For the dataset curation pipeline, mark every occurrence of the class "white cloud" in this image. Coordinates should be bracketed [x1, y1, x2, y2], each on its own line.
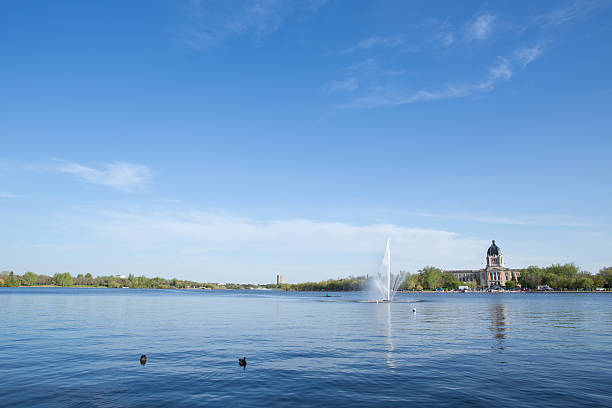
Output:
[344, 58, 376, 74]
[345, 36, 404, 53]
[437, 30, 455, 46]
[514, 45, 543, 67]
[535, 0, 608, 28]
[20, 207, 608, 281]
[326, 2, 610, 112]
[328, 77, 359, 92]
[83, 210, 487, 282]
[488, 58, 512, 80]
[406, 211, 597, 228]
[182, 0, 326, 49]
[340, 58, 514, 110]
[0, 192, 19, 199]
[340, 86, 468, 110]
[58, 162, 151, 191]
[466, 13, 495, 40]
[430, 19, 455, 46]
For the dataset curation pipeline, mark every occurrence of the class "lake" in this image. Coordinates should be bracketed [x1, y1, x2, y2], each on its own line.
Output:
[0, 288, 610, 407]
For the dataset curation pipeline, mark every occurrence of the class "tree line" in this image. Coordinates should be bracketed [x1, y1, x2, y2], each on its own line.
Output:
[0, 271, 368, 292]
[518, 264, 612, 290]
[399, 267, 468, 291]
[277, 276, 367, 292]
[1, 265, 611, 291]
[398, 264, 612, 291]
[0, 271, 218, 289]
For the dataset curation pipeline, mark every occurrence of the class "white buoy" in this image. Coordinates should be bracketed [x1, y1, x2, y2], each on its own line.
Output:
[412, 308, 416, 313]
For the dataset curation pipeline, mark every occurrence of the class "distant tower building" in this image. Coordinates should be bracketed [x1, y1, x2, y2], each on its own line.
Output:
[486, 240, 504, 267]
[444, 240, 521, 288]
[276, 274, 285, 285]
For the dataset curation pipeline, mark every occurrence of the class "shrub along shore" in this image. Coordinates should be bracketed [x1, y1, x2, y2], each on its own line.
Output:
[1, 264, 611, 291]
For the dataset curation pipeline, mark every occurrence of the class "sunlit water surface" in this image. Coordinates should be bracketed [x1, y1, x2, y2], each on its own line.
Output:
[1, 288, 611, 407]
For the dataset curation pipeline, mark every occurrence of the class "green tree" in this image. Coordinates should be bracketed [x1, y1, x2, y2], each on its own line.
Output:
[36, 274, 52, 285]
[22, 272, 38, 286]
[53, 272, 73, 286]
[398, 272, 412, 290]
[575, 274, 594, 290]
[107, 277, 120, 288]
[519, 264, 598, 290]
[405, 274, 422, 290]
[5, 271, 18, 287]
[598, 267, 612, 288]
[505, 280, 516, 289]
[420, 266, 442, 290]
[519, 265, 543, 289]
[441, 272, 461, 290]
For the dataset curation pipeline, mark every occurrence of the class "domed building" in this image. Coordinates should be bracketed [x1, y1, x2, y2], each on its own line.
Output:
[445, 240, 522, 288]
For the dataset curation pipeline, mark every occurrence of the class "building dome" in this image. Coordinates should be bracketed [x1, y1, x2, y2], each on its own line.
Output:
[487, 240, 501, 257]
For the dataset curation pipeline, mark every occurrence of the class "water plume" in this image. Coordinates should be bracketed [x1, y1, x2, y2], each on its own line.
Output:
[367, 238, 406, 302]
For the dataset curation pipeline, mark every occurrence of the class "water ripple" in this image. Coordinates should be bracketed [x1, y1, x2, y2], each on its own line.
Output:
[0, 288, 610, 407]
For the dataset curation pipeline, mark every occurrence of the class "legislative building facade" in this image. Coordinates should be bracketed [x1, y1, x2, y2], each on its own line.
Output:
[444, 240, 522, 288]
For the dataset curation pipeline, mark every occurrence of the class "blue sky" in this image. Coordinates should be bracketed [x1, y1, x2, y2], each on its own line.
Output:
[1, 0, 611, 283]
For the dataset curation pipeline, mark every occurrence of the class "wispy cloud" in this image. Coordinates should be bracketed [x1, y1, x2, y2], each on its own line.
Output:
[181, 0, 326, 49]
[535, 0, 609, 28]
[339, 58, 514, 110]
[343, 58, 377, 74]
[340, 86, 467, 110]
[427, 18, 455, 46]
[406, 211, 597, 228]
[488, 58, 512, 81]
[436, 30, 454, 46]
[513, 45, 543, 67]
[328, 4, 577, 111]
[58, 162, 151, 191]
[345, 36, 404, 53]
[156, 198, 183, 204]
[327, 77, 359, 92]
[465, 12, 496, 40]
[0, 192, 19, 199]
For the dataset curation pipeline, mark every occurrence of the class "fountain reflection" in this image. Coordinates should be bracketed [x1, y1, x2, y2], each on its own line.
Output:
[374, 302, 396, 369]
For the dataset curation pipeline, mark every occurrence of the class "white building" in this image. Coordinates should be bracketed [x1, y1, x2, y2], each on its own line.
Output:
[445, 241, 522, 288]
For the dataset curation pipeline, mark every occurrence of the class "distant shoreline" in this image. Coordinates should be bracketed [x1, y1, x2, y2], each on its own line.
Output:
[3, 286, 610, 294]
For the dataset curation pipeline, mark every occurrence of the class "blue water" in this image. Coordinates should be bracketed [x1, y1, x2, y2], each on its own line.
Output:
[1, 288, 611, 407]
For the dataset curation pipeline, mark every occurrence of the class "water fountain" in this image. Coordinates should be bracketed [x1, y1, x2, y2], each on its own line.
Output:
[367, 238, 406, 302]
